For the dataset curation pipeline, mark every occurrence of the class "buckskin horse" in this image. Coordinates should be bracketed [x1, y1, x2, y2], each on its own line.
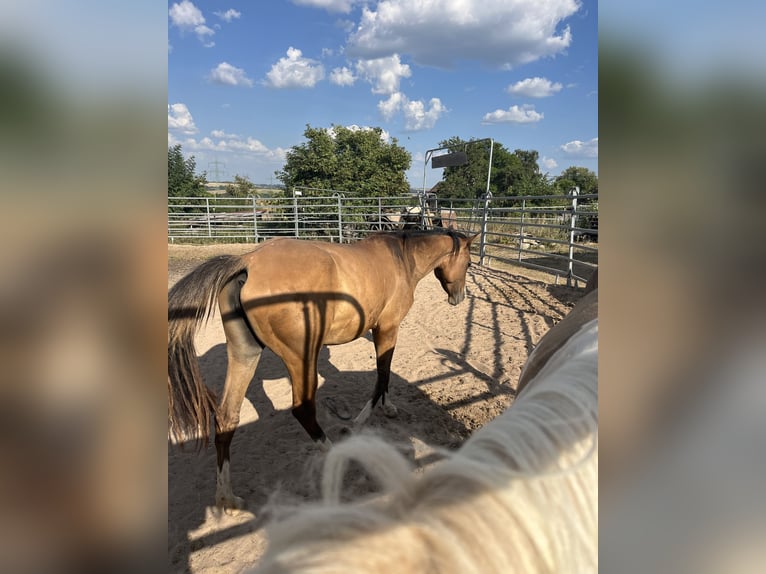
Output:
[168, 229, 477, 510]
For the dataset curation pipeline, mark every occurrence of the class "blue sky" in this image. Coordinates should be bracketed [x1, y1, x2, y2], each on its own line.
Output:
[168, 0, 597, 187]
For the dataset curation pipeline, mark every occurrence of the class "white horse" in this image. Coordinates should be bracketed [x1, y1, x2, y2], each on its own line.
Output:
[250, 287, 598, 574]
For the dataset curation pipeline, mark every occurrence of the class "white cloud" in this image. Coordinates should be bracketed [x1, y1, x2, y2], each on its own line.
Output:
[168, 103, 198, 134]
[561, 137, 598, 158]
[264, 47, 325, 88]
[208, 62, 253, 87]
[194, 25, 215, 47]
[482, 104, 543, 124]
[346, 0, 579, 69]
[378, 92, 405, 120]
[169, 131, 287, 162]
[169, 1, 216, 47]
[214, 9, 241, 22]
[211, 129, 239, 139]
[355, 54, 411, 94]
[377, 92, 446, 130]
[541, 156, 558, 170]
[330, 66, 356, 86]
[506, 77, 563, 98]
[290, 0, 359, 13]
[403, 97, 446, 131]
[169, 0, 204, 28]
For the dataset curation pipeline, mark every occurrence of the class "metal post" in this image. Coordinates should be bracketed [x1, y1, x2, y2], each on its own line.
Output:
[293, 193, 299, 238]
[251, 194, 259, 242]
[206, 197, 211, 237]
[567, 187, 579, 287]
[484, 139, 494, 197]
[335, 194, 343, 243]
[518, 198, 525, 262]
[479, 191, 492, 266]
[378, 197, 383, 231]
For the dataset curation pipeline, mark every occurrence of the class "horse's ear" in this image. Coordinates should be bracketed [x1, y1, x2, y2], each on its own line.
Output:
[467, 233, 480, 247]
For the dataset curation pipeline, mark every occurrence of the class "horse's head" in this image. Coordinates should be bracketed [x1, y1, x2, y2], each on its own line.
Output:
[434, 233, 478, 305]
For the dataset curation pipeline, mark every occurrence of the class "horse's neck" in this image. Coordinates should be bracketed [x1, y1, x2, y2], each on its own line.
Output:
[405, 235, 452, 281]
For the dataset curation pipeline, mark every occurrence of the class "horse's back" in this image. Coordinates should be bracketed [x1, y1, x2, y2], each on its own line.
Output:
[237, 236, 408, 346]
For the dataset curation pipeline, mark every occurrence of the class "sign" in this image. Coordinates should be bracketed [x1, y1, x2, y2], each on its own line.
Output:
[431, 151, 468, 168]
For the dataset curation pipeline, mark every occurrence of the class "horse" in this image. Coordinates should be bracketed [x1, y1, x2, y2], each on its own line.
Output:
[249, 281, 598, 573]
[168, 229, 478, 510]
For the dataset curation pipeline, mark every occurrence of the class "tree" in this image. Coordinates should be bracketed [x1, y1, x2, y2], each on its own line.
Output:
[224, 174, 257, 198]
[168, 144, 208, 197]
[553, 166, 598, 196]
[276, 124, 411, 196]
[436, 137, 553, 200]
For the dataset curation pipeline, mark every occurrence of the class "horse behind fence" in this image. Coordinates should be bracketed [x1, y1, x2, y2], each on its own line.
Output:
[249, 287, 598, 574]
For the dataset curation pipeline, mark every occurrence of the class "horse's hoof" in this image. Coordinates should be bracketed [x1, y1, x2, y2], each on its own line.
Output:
[383, 403, 399, 418]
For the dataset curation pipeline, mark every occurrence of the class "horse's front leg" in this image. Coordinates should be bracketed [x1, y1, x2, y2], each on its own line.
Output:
[355, 325, 400, 425]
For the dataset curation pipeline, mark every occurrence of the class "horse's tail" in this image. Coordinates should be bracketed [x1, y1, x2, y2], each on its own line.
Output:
[168, 255, 249, 447]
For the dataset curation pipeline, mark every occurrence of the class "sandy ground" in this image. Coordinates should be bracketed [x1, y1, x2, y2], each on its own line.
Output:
[168, 242, 588, 573]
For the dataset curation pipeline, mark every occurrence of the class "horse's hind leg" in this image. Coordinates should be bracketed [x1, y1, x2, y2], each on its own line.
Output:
[215, 273, 263, 512]
[283, 347, 333, 452]
[355, 325, 399, 426]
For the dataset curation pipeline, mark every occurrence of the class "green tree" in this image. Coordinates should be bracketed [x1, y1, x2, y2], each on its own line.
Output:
[436, 138, 553, 200]
[224, 174, 257, 198]
[276, 124, 411, 196]
[168, 144, 208, 197]
[553, 166, 599, 197]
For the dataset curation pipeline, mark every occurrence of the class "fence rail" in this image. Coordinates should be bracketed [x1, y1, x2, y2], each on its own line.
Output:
[168, 191, 597, 286]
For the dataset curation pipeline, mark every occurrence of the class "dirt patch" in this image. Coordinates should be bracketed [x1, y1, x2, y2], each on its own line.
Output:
[168, 242, 588, 573]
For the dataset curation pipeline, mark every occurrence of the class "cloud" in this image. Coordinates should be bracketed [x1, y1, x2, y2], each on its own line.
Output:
[378, 92, 406, 120]
[214, 9, 241, 22]
[168, 1, 216, 47]
[560, 137, 598, 158]
[211, 129, 239, 139]
[264, 47, 325, 88]
[290, 0, 359, 13]
[355, 54, 411, 94]
[541, 156, 559, 170]
[330, 66, 356, 86]
[208, 62, 254, 87]
[377, 92, 446, 130]
[506, 77, 563, 98]
[169, 131, 287, 162]
[168, 0, 204, 28]
[346, 0, 580, 69]
[482, 104, 543, 124]
[403, 97, 446, 131]
[168, 103, 198, 134]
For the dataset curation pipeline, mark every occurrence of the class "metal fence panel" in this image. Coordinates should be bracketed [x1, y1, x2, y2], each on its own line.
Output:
[168, 191, 597, 286]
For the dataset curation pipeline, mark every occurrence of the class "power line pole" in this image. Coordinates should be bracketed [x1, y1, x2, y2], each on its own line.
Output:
[208, 159, 226, 181]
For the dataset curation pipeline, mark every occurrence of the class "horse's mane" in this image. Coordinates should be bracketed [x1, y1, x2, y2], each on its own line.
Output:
[373, 228, 469, 256]
[250, 318, 598, 574]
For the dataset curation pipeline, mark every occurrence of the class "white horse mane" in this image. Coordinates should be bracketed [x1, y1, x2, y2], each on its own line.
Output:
[251, 319, 598, 573]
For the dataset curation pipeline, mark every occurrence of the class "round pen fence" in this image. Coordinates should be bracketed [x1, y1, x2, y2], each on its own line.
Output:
[168, 191, 597, 286]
